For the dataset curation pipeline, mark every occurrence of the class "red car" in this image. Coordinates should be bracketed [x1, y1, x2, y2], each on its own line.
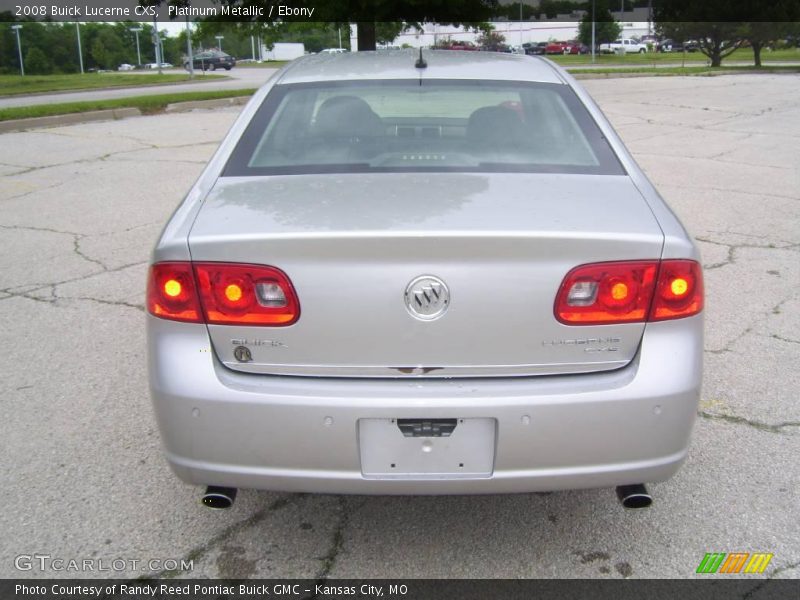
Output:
[545, 42, 567, 54]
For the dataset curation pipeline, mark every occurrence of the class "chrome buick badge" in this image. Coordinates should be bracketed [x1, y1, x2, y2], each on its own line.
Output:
[404, 275, 450, 321]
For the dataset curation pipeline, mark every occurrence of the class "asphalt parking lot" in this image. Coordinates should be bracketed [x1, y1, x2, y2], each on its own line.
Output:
[0, 73, 798, 580]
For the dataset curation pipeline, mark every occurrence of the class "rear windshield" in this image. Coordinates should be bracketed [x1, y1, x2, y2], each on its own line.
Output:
[223, 79, 624, 176]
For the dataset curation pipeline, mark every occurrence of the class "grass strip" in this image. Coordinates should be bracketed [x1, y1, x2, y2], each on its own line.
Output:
[566, 65, 800, 76]
[0, 73, 226, 97]
[0, 88, 257, 122]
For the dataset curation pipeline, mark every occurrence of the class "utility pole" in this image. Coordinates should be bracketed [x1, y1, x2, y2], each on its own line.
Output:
[251, 35, 255, 60]
[76, 22, 84, 74]
[215, 35, 224, 52]
[130, 27, 143, 66]
[11, 24, 24, 76]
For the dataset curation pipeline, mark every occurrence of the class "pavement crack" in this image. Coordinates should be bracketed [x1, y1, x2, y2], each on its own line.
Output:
[705, 296, 795, 354]
[70, 296, 145, 313]
[698, 410, 800, 434]
[0, 260, 148, 305]
[315, 496, 349, 582]
[0, 223, 109, 270]
[771, 334, 800, 345]
[143, 493, 297, 580]
[72, 236, 108, 270]
[742, 559, 800, 599]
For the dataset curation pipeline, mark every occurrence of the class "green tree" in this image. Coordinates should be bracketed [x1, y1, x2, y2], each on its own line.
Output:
[578, 2, 622, 49]
[140, 0, 496, 51]
[737, 1, 800, 66]
[25, 46, 53, 74]
[477, 29, 506, 51]
[654, 0, 748, 67]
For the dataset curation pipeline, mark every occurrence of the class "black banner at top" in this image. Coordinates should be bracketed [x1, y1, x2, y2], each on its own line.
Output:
[1, 0, 798, 23]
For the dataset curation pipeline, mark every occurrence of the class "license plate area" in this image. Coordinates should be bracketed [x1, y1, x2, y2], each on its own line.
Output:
[359, 418, 496, 479]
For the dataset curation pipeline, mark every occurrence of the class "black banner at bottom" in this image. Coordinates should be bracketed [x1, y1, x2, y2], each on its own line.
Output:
[3, 579, 799, 600]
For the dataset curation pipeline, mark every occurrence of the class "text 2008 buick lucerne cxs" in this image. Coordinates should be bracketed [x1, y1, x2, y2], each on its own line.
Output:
[147, 51, 703, 510]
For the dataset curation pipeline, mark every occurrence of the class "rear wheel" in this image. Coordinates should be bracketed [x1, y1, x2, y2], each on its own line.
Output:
[224, 66, 231, 70]
[639, 48, 646, 54]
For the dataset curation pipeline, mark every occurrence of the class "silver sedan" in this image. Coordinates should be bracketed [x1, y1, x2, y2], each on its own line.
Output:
[146, 50, 703, 510]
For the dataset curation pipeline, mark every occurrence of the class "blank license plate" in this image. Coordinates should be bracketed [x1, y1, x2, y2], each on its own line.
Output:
[359, 418, 496, 479]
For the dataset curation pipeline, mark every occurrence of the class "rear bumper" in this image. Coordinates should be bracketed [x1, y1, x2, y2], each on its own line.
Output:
[147, 315, 702, 494]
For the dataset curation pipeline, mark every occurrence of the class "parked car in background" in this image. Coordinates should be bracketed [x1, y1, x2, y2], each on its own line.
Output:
[147, 49, 704, 510]
[523, 42, 548, 55]
[144, 62, 173, 69]
[562, 41, 589, 55]
[117, 63, 134, 71]
[186, 50, 236, 71]
[658, 39, 700, 53]
[599, 39, 648, 54]
[545, 41, 567, 55]
[320, 48, 348, 54]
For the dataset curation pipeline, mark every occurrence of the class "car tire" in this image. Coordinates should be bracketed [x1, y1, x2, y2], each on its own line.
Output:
[210, 64, 217, 71]
[639, 48, 646, 54]
[225, 66, 231, 70]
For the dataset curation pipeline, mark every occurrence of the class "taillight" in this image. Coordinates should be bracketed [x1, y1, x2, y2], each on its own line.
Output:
[147, 262, 203, 323]
[555, 259, 702, 325]
[193, 263, 300, 326]
[147, 262, 300, 326]
[650, 259, 703, 321]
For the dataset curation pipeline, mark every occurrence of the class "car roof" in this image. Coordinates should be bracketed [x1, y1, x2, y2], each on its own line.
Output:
[277, 49, 566, 85]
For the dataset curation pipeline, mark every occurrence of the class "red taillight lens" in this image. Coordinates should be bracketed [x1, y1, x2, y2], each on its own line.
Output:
[555, 261, 658, 325]
[147, 262, 300, 326]
[193, 263, 300, 326]
[147, 262, 202, 323]
[555, 259, 703, 325]
[650, 259, 703, 321]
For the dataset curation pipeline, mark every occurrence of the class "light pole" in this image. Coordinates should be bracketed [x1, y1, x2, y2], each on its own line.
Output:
[11, 24, 24, 76]
[76, 22, 84, 74]
[185, 17, 194, 78]
[591, 0, 596, 64]
[215, 35, 224, 52]
[152, 16, 162, 74]
[338, 27, 342, 49]
[130, 27, 142, 66]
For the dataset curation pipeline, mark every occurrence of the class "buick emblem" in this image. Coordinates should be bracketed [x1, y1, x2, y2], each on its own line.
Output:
[404, 275, 450, 321]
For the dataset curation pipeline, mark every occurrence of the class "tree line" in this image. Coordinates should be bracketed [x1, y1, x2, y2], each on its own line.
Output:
[0, 16, 346, 74]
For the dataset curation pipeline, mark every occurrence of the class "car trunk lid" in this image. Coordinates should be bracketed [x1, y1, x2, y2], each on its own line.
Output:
[188, 173, 663, 377]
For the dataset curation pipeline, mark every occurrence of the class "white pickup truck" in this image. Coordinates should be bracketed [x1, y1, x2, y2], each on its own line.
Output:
[599, 39, 648, 54]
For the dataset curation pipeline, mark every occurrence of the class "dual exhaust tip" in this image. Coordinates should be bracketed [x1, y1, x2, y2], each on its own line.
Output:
[200, 484, 652, 510]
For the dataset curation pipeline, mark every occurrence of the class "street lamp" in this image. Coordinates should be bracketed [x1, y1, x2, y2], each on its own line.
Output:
[11, 24, 24, 76]
[185, 17, 194, 78]
[130, 27, 143, 66]
[152, 16, 162, 74]
[215, 35, 224, 52]
[592, 0, 596, 64]
[76, 22, 84, 74]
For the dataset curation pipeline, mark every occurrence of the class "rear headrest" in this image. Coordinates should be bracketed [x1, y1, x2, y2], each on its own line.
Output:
[466, 106, 526, 146]
[313, 95, 384, 138]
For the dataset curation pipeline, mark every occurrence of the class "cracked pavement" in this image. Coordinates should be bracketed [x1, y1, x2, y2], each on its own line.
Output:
[0, 74, 798, 580]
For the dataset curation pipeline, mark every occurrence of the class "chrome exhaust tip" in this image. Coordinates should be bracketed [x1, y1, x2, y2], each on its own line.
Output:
[616, 484, 652, 509]
[201, 486, 237, 509]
